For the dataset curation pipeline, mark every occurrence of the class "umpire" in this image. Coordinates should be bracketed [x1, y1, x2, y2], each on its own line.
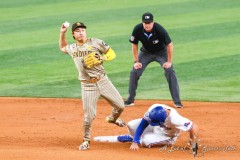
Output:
[125, 12, 183, 108]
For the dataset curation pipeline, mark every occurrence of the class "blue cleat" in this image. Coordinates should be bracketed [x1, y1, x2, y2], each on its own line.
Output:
[117, 135, 133, 142]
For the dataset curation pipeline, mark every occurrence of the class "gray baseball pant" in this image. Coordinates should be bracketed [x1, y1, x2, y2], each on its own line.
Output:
[126, 50, 181, 104]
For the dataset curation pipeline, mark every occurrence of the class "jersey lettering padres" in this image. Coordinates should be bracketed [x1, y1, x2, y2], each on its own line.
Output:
[65, 38, 110, 80]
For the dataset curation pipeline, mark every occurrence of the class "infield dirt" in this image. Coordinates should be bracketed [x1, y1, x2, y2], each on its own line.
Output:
[0, 97, 239, 160]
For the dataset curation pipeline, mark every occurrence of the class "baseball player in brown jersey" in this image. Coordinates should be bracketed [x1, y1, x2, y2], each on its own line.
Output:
[59, 21, 126, 150]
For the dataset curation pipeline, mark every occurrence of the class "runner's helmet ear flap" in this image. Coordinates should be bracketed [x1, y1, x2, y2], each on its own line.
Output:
[149, 106, 167, 126]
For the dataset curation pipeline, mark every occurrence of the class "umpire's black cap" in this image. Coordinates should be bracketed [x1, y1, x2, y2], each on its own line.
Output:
[142, 12, 154, 23]
[72, 22, 87, 32]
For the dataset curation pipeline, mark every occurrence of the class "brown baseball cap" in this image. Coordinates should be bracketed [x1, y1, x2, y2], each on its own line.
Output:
[72, 22, 87, 32]
[142, 12, 154, 23]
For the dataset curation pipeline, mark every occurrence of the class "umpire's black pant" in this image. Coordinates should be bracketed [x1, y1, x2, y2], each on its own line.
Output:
[126, 49, 181, 104]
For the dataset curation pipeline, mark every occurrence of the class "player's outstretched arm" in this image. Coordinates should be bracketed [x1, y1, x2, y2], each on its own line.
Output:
[129, 118, 149, 151]
[163, 42, 173, 69]
[189, 123, 198, 157]
[59, 23, 68, 54]
[132, 43, 139, 62]
[189, 123, 198, 141]
[103, 48, 116, 61]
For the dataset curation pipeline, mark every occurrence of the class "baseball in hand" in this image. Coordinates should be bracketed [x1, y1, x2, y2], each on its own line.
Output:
[63, 21, 70, 28]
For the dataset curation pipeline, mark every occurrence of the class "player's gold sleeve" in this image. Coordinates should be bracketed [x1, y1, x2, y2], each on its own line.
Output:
[103, 48, 116, 61]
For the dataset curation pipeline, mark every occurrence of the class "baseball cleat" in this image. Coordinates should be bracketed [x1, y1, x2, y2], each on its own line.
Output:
[117, 135, 133, 142]
[79, 141, 90, 150]
[124, 101, 134, 106]
[106, 116, 126, 127]
[174, 102, 183, 108]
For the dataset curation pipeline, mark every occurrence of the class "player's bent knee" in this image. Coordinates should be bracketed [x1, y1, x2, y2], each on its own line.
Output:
[127, 119, 141, 129]
[126, 122, 132, 130]
[117, 105, 125, 113]
[127, 119, 142, 136]
[130, 69, 142, 78]
[164, 68, 175, 75]
[119, 104, 125, 110]
[115, 100, 125, 110]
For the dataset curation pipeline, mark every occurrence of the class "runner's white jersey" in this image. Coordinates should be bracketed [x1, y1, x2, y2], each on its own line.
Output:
[144, 104, 193, 137]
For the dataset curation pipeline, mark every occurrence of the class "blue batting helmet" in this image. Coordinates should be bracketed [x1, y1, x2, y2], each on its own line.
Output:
[149, 106, 167, 126]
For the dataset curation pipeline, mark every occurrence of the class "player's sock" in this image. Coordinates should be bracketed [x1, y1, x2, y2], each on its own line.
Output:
[117, 135, 133, 142]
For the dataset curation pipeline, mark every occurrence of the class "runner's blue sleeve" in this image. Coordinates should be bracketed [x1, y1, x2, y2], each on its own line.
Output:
[132, 118, 149, 144]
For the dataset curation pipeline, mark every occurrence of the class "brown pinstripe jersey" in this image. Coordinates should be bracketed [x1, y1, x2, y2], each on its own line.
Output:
[65, 38, 110, 80]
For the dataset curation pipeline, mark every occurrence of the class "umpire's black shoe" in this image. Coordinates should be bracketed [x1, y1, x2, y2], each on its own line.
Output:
[124, 101, 134, 106]
[174, 102, 183, 108]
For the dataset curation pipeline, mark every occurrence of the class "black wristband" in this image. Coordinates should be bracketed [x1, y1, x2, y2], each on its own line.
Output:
[134, 61, 138, 63]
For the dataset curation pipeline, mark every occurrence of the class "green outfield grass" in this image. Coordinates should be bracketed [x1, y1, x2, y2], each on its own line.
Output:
[0, 0, 239, 102]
